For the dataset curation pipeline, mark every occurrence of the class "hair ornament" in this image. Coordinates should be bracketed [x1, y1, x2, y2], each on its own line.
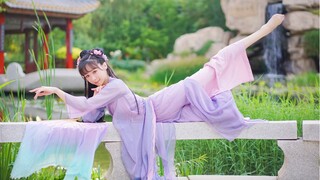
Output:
[92, 49, 109, 62]
[76, 57, 81, 67]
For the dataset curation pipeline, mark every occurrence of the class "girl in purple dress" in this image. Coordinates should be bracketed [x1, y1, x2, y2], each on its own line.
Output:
[31, 14, 285, 180]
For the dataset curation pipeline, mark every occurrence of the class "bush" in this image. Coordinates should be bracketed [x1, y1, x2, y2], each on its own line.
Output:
[287, 72, 319, 87]
[55, 46, 82, 60]
[303, 29, 319, 58]
[110, 59, 146, 72]
[150, 57, 208, 85]
[196, 40, 214, 56]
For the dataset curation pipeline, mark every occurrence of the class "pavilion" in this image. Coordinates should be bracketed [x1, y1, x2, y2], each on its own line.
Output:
[0, 0, 100, 74]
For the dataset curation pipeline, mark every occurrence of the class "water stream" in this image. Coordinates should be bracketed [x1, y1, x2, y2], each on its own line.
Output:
[263, 3, 287, 85]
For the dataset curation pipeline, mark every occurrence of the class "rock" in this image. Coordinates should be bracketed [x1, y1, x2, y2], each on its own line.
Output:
[283, 11, 319, 33]
[204, 42, 226, 59]
[220, 0, 269, 34]
[285, 58, 317, 74]
[229, 35, 246, 45]
[283, 0, 320, 10]
[6, 62, 25, 80]
[173, 26, 231, 56]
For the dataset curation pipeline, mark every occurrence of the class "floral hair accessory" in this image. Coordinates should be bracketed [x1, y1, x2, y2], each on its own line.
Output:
[92, 49, 109, 62]
[76, 57, 81, 67]
[77, 49, 109, 68]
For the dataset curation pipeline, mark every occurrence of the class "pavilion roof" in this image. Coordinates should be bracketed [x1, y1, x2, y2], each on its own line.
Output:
[3, 0, 100, 19]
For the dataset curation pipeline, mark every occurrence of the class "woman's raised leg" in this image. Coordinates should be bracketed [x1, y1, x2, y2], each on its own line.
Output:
[240, 14, 285, 49]
[189, 14, 285, 96]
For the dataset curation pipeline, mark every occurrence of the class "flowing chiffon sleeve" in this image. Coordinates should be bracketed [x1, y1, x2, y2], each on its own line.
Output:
[11, 120, 108, 179]
[82, 106, 106, 123]
[64, 79, 127, 119]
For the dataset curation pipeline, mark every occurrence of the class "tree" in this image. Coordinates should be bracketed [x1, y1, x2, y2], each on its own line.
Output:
[73, 0, 227, 61]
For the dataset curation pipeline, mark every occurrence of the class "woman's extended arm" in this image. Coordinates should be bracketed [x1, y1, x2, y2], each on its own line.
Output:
[30, 79, 128, 119]
[30, 86, 66, 102]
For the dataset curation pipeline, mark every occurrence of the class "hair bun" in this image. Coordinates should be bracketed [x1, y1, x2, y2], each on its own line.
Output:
[80, 50, 90, 58]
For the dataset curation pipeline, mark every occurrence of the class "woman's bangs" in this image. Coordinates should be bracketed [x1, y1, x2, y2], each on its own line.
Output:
[79, 61, 99, 76]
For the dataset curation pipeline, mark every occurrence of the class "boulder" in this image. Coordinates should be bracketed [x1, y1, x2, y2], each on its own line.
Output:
[283, 11, 319, 33]
[220, 0, 269, 34]
[285, 58, 317, 74]
[283, 0, 320, 10]
[205, 42, 226, 59]
[173, 26, 231, 57]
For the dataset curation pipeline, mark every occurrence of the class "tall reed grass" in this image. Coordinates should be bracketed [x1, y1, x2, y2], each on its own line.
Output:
[0, 77, 28, 180]
[30, 5, 56, 120]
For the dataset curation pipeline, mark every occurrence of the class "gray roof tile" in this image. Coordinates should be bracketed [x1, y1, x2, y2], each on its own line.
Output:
[5, 0, 100, 15]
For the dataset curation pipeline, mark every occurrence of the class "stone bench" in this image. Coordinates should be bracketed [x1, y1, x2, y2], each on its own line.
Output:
[0, 120, 319, 180]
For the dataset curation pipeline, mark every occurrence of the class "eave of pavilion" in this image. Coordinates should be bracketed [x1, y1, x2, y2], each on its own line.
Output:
[0, 0, 100, 74]
[3, 0, 100, 19]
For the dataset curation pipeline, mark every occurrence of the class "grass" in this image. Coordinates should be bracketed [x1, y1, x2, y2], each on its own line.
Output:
[174, 76, 319, 176]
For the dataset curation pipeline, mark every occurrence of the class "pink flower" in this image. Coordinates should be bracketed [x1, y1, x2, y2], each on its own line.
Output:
[93, 49, 102, 56]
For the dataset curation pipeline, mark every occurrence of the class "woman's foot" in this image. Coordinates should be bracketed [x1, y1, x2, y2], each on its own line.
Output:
[260, 14, 285, 36]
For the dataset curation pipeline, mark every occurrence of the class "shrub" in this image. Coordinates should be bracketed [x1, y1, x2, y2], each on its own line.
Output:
[196, 40, 214, 56]
[303, 29, 319, 58]
[55, 46, 82, 60]
[287, 72, 319, 87]
[150, 57, 208, 85]
[110, 59, 146, 72]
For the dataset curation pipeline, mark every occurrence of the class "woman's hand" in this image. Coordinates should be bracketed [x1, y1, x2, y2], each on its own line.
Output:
[29, 86, 58, 100]
[91, 85, 106, 96]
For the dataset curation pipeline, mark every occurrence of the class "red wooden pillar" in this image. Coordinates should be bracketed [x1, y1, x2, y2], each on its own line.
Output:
[25, 30, 37, 73]
[43, 26, 49, 69]
[66, 19, 73, 68]
[0, 13, 5, 74]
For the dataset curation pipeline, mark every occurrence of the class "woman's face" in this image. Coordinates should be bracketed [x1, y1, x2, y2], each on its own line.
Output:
[83, 63, 109, 86]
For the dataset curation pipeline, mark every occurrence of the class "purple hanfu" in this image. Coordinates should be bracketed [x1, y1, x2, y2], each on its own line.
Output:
[63, 41, 263, 179]
[11, 42, 259, 180]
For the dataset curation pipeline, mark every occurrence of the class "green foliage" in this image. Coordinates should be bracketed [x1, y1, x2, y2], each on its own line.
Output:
[0, 90, 26, 179]
[303, 29, 319, 58]
[73, 0, 227, 61]
[151, 57, 207, 85]
[176, 139, 283, 176]
[0, 80, 14, 89]
[175, 153, 208, 176]
[196, 40, 214, 56]
[310, 9, 320, 15]
[55, 46, 82, 60]
[0, 143, 20, 180]
[0, 0, 8, 12]
[287, 72, 319, 87]
[25, 166, 66, 180]
[4, 34, 25, 64]
[50, 28, 67, 53]
[110, 59, 146, 71]
[30, 10, 55, 120]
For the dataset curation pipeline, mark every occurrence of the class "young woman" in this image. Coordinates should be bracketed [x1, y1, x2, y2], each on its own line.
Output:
[31, 14, 285, 180]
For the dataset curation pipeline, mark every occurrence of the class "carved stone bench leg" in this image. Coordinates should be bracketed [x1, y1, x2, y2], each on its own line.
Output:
[104, 142, 130, 180]
[277, 139, 319, 180]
